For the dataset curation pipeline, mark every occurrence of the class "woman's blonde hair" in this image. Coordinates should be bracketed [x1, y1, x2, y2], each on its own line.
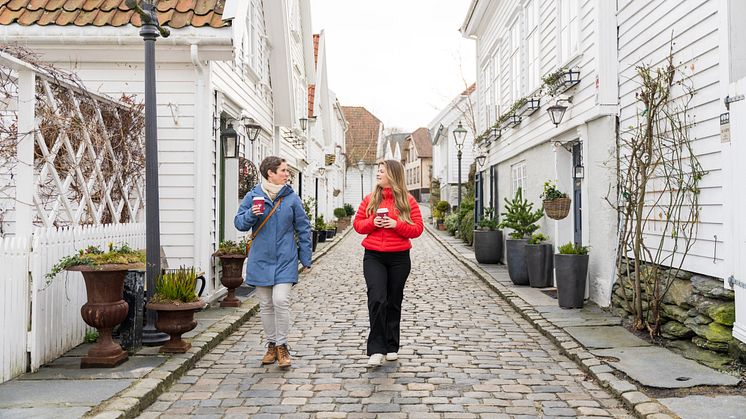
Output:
[365, 159, 414, 224]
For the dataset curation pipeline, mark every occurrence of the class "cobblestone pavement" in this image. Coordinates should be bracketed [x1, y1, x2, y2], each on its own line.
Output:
[139, 231, 633, 418]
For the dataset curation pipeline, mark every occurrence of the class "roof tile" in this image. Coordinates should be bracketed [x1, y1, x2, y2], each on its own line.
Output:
[341, 106, 383, 165]
[0, 0, 227, 28]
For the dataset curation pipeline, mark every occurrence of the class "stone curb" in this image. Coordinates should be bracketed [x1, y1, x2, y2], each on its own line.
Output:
[425, 225, 678, 419]
[85, 226, 354, 419]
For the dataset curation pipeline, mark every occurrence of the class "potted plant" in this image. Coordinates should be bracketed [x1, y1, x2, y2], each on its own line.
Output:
[47, 243, 145, 368]
[555, 242, 590, 308]
[325, 221, 337, 239]
[212, 238, 248, 307]
[498, 188, 544, 285]
[444, 212, 459, 236]
[525, 233, 553, 288]
[435, 200, 450, 230]
[315, 215, 327, 243]
[303, 198, 318, 251]
[146, 266, 206, 353]
[473, 207, 502, 264]
[334, 207, 350, 230]
[541, 180, 571, 220]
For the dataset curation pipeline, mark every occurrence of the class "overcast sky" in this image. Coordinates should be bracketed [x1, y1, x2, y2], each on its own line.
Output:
[310, 0, 476, 132]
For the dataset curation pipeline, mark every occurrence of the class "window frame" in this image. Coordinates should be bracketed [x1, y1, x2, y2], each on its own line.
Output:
[557, 0, 580, 65]
[525, 0, 541, 93]
[511, 161, 527, 196]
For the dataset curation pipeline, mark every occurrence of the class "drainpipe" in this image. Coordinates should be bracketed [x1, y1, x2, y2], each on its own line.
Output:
[190, 44, 211, 295]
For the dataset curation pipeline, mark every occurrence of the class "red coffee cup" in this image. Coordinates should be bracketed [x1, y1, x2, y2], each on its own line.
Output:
[253, 196, 265, 213]
[376, 207, 389, 218]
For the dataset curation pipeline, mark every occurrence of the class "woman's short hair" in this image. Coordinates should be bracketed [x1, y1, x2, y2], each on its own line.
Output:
[259, 156, 286, 178]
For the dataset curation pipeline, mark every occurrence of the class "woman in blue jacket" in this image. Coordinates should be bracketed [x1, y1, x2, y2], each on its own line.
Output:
[235, 156, 312, 368]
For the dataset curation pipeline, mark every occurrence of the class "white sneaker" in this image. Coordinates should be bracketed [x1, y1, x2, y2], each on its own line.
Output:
[367, 353, 384, 367]
[385, 352, 398, 361]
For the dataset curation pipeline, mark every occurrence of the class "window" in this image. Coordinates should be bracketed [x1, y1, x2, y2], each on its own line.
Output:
[509, 19, 521, 101]
[511, 161, 526, 195]
[558, 0, 579, 64]
[481, 60, 491, 128]
[491, 51, 501, 121]
[525, 0, 541, 92]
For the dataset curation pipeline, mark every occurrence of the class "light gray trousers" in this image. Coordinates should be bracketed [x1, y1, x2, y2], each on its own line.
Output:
[255, 284, 292, 346]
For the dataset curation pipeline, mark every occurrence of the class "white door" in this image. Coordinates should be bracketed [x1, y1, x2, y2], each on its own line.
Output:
[726, 79, 746, 344]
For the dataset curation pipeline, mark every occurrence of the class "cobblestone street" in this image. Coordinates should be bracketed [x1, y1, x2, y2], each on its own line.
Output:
[139, 230, 633, 418]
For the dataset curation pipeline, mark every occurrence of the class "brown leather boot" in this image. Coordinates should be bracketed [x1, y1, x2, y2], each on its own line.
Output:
[276, 344, 292, 368]
[261, 342, 277, 365]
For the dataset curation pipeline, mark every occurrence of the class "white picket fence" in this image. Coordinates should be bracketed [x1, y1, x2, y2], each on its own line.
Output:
[0, 223, 145, 383]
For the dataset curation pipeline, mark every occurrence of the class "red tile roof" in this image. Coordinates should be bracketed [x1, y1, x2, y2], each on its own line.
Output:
[461, 83, 476, 96]
[408, 127, 432, 158]
[0, 0, 227, 28]
[307, 83, 315, 118]
[341, 106, 382, 165]
[313, 33, 319, 67]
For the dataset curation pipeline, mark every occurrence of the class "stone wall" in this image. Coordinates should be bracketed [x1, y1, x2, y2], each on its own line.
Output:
[611, 261, 744, 370]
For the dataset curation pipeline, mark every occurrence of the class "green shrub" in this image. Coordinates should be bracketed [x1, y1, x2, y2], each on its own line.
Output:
[460, 209, 474, 245]
[444, 213, 460, 235]
[213, 238, 249, 256]
[84, 330, 99, 343]
[498, 188, 544, 239]
[325, 222, 337, 230]
[477, 207, 499, 230]
[528, 233, 549, 245]
[46, 243, 144, 281]
[540, 180, 568, 200]
[152, 266, 198, 304]
[302, 197, 316, 220]
[435, 200, 450, 214]
[558, 241, 590, 255]
[343, 203, 355, 216]
[333, 207, 347, 218]
[314, 215, 326, 231]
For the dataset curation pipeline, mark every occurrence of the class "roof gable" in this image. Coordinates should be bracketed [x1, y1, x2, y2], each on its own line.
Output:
[341, 106, 382, 165]
[409, 127, 432, 158]
[0, 0, 228, 28]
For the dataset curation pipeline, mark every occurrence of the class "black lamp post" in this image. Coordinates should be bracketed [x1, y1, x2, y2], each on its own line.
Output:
[357, 160, 365, 201]
[127, 0, 170, 345]
[452, 121, 467, 207]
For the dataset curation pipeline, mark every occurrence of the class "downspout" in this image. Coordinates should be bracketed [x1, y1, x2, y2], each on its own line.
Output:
[190, 44, 212, 295]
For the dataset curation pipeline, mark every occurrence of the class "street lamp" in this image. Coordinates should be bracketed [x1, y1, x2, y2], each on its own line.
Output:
[356, 160, 366, 200]
[241, 116, 261, 142]
[452, 121, 467, 207]
[475, 154, 486, 168]
[547, 96, 573, 127]
[127, 0, 170, 345]
[220, 122, 239, 159]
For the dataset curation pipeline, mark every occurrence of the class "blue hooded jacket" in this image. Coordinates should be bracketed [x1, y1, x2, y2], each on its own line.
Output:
[234, 183, 312, 286]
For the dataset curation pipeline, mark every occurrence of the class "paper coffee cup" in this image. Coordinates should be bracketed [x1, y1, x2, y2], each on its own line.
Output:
[376, 208, 389, 218]
[253, 196, 265, 213]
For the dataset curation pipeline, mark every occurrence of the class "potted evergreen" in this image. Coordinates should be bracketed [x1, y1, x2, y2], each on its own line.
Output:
[526, 233, 553, 288]
[325, 221, 337, 239]
[212, 238, 248, 307]
[334, 207, 350, 230]
[315, 216, 327, 243]
[498, 188, 544, 285]
[474, 207, 502, 264]
[47, 243, 145, 368]
[146, 267, 206, 353]
[555, 242, 590, 308]
[434, 200, 450, 230]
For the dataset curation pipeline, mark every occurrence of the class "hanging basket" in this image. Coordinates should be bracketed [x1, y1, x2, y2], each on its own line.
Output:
[543, 197, 571, 220]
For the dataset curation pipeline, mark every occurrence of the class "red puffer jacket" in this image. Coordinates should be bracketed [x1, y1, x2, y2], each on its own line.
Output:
[353, 188, 424, 252]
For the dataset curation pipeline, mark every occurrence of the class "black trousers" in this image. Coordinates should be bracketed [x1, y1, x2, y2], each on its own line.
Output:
[363, 249, 411, 355]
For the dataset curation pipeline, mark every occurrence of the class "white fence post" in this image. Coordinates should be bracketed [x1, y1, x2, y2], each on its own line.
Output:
[0, 235, 30, 383]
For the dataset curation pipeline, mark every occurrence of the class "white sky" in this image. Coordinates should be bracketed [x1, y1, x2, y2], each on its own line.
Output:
[310, 0, 476, 132]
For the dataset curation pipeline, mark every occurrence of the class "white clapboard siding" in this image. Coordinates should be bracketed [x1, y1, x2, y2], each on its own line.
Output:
[0, 236, 30, 383]
[28, 223, 145, 372]
[618, 0, 723, 278]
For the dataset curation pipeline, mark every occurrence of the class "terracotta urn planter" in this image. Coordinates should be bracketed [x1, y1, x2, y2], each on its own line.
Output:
[67, 264, 135, 368]
[216, 255, 246, 307]
[145, 299, 206, 353]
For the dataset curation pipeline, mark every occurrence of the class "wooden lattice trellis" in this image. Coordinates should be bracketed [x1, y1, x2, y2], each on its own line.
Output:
[0, 49, 145, 230]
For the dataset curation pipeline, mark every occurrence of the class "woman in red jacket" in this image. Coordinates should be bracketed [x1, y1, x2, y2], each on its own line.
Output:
[353, 159, 424, 367]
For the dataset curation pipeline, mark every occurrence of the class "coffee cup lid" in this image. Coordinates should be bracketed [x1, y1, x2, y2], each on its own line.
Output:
[253, 196, 263, 201]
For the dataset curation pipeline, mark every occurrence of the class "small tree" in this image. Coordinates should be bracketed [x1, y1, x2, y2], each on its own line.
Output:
[498, 188, 544, 239]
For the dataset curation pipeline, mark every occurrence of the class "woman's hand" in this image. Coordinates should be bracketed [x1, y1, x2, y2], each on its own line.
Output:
[251, 204, 263, 216]
[373, 216, 385, 228]
[381, 217, 397, 229]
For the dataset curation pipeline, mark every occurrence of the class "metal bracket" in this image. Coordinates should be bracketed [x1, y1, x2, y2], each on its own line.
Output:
[553, 140, 576, 153]
[724, 94, 744, 111]
[728, 275, 746, 290]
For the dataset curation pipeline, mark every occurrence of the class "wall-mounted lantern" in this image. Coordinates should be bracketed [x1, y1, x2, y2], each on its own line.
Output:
[220, 123, 240, 159]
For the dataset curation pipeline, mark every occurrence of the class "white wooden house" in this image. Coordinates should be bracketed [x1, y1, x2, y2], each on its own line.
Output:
[461, 0, 619, 305]
[403, 128, 432, 203]
[0, 0, 316, 299]
[428, 84, 478, 209]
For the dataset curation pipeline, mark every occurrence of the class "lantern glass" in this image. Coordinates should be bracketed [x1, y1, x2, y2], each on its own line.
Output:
[453, 121, 467, 147]
[547, 104, 567, 127]
[220, 125, 239, 158]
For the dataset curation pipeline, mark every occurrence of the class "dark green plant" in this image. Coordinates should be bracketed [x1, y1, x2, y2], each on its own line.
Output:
[477, 207, 499, 231]
[343, 203, 355, 216]
[46, 243, 144, 281]
[444, 213, 459, 235]
[151, 266, 198, 304]
[213, 237, 249, 257]
[325, 222, 336, 230]
[84, 330, 99, 343]
[528, 233, 549, 245]
[498, 188, 544, 239]
[460, 209, 474, 245]
[558, 241, 590, 255]
[333, 207, 347, 218]
[435, 200, 450, 214]
[302, 197, 316, 220]
[540, 180, 568, 201]
[314, 215, 326, 231]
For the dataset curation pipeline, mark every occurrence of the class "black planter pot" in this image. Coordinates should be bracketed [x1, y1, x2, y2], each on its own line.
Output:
[526, 243, 554, 288]
[311, 230, 318, 252]
[505, 238, 529, 285]
[554, 254, 589, 308]
[473, 229, 503, 264]
[318, 230, 327, 243]
[326, 229, 335, 238]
